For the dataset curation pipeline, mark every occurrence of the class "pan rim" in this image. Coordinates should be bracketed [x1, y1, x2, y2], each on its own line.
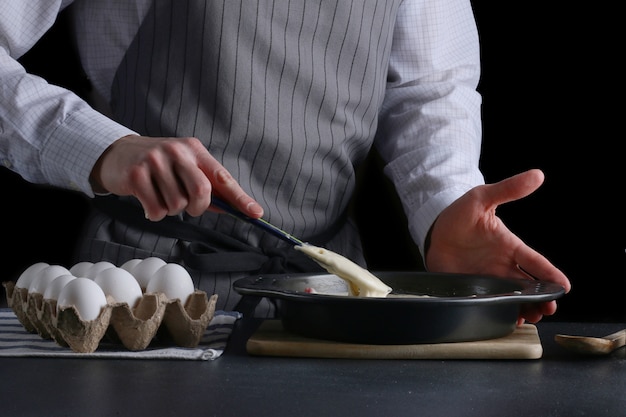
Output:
[233, 271, 566, 306]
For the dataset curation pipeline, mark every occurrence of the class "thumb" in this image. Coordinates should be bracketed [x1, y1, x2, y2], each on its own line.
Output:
[484, 169, 545, 207]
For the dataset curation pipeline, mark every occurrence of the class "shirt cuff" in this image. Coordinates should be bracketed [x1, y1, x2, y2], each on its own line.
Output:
[40, 107, 136, 197]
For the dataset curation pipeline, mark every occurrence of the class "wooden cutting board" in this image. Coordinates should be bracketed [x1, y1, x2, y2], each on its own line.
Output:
[247, 320, 543, 360]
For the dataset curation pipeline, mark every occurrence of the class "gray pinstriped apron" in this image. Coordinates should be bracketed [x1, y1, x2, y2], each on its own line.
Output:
[75, 0, 402, 316]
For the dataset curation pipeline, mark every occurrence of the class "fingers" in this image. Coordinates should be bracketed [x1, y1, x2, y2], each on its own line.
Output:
[514, 245, 572, 293]
[152, 139, 263, 219]
[198, 154, 264, 218]
[519, 300, 558, 324]
[128, 164, 169, 221]
[95, 135, 262, 220]
[129, 138, 203, 220]
[141, 144, 192, 219]
[513, 241, 570, 324]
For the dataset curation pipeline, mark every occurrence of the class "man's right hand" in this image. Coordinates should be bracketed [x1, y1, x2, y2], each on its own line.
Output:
[89, 134, 263, 221]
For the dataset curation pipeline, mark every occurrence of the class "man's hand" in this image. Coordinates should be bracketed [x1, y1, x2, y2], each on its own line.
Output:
[90, 135, 263, 221]
[425, 169, 571, 324]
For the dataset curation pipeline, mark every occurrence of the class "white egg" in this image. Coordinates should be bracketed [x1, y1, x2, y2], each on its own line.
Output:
[120, 258, 142, 273]
[146, 263, 195, 304]
[43, 274, 76, 301]
[69, 261, 94, 278]
[85, 261, 116, 279]
[57, 277, 108, 321]
[131, 257, 167, 290]
[28, 264, 71, 295]
[15, 262, 50, 289]
[93, 267, 143, 308]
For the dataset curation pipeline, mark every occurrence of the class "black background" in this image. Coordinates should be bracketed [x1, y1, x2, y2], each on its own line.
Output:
[2, 3, 624, 321]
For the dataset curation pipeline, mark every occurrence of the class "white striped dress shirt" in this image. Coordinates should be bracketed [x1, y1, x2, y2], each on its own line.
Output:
[0, 0, 484, 256]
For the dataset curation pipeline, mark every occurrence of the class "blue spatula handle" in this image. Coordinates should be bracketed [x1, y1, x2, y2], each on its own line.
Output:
[210, 196, 304, 246]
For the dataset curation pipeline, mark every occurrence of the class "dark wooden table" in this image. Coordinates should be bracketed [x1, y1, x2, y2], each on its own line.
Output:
[1, 320, 625, 417]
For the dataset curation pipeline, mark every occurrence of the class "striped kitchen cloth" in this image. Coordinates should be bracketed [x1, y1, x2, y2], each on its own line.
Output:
[0, 308, 241, 360]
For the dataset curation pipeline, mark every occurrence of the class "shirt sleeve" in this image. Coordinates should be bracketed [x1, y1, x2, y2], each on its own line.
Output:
[375, 0, 485, 255]
[0, 1, 136, 197]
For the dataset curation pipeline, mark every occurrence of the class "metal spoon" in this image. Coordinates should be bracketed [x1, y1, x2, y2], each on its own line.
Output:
[554, 329, 626, 355]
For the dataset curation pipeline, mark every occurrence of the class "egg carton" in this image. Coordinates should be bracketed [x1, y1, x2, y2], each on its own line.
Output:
[2, 280, 217, 353]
